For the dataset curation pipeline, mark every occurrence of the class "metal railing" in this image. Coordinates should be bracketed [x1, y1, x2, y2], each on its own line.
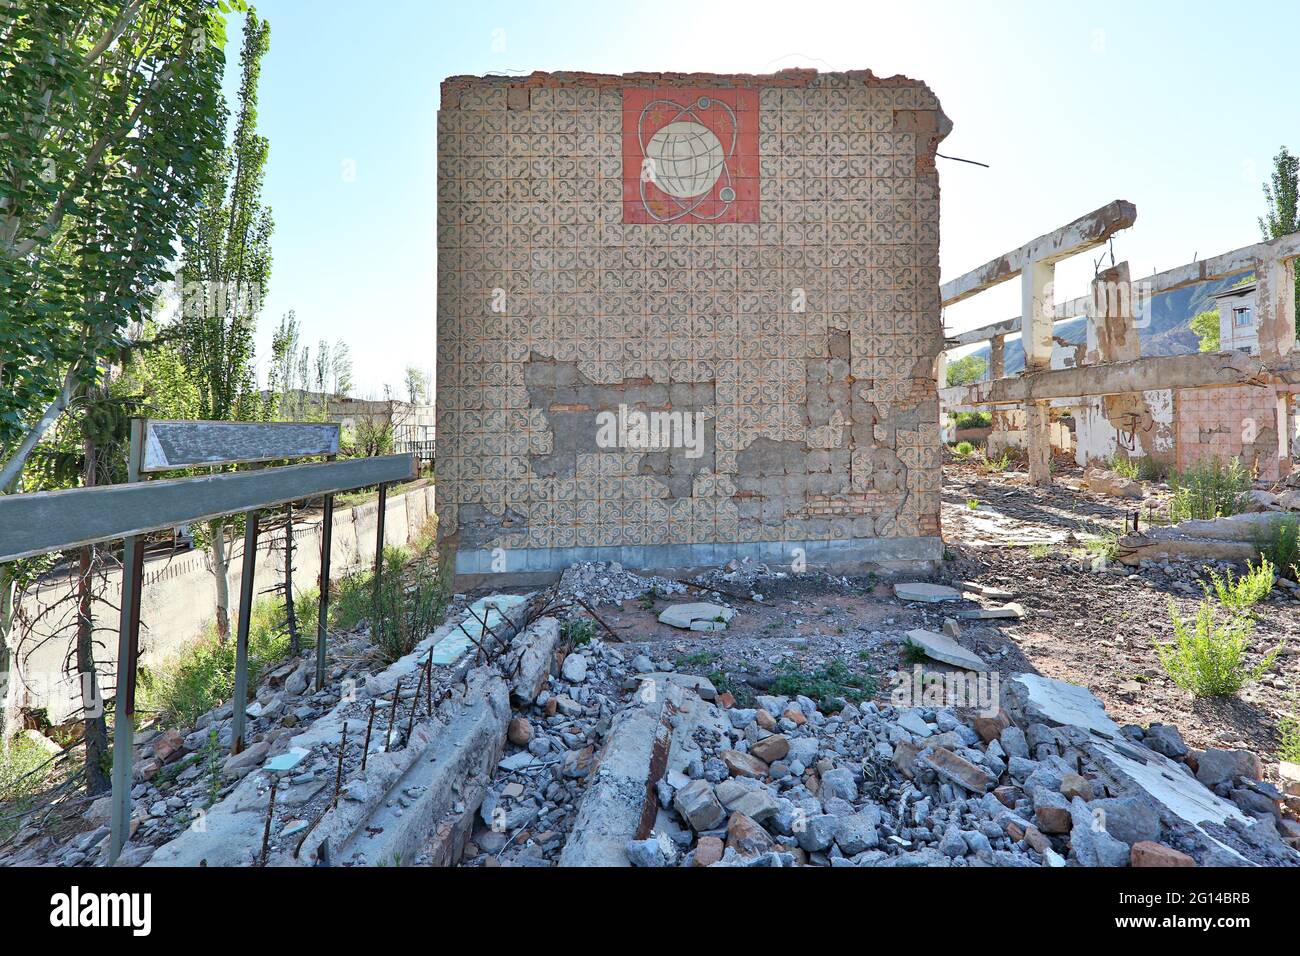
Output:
[0, 419, 416, 865]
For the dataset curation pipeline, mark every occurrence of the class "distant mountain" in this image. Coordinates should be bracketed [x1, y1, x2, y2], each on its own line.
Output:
[962, 271, 1253, 374]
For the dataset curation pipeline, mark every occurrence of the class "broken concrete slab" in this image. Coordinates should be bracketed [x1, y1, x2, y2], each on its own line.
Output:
[894, 582, 962, 603]
[657, 602, 736, 631]
[558, 682, 679, 866]
[903, 629, 990, 672]
[263, 747, 309, 774]
[955, 603, 1025, 620]
[1002, 672, 1122, 739]
[510, 617, 559, 705]
[1002, 672, 1266, 865]
[1117, 512, 1296, 566]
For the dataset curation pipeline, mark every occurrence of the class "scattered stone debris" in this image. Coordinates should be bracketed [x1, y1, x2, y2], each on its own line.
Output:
[557, 562, 685, 607]
[600, 671, 1300, 868]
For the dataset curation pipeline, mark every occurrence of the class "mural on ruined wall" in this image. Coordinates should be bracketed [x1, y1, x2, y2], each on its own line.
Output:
[435, 71, 949, 570]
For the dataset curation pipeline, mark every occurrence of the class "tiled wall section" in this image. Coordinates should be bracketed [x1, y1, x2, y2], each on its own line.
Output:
[436, 71, 950, 574]
[1175, 385, 1280, 480]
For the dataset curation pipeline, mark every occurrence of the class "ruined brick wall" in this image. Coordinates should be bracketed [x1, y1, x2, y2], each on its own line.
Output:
[1175, 386, 1280, 481]
[436, 70, 950, 577]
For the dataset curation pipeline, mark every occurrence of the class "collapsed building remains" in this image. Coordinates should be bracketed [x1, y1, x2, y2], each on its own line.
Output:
[939, 202, 1299, 482]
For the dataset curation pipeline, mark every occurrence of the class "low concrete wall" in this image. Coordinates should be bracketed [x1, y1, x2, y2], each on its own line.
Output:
[16, 483, 436, 722]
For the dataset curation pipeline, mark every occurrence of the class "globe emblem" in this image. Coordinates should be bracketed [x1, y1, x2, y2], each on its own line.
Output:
[644, 121, 724, 199]
[637, 95, 739, 222]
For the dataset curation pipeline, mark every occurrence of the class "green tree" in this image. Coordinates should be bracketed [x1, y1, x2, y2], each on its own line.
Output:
[331, 340, 353, 396]
[1259, 146, 1300, 339]
[165, 10, 273, 643]
[0, 1, 231, 741]
[1191, 309, 1221, 352]
[945, 354, 987, 387]
[404, 365, 431, 404]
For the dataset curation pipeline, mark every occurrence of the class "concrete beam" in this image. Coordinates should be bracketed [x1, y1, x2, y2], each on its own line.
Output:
[1055, 229, 1300, 320]
[945, 317, 1021, 347]
[0, 454, 417, 562]
[939, 351, 1273, 408]
[940, 200, 1137, 307]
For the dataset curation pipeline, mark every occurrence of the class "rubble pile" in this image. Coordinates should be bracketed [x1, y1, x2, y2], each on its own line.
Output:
[624, 678, 1300, 868]
[461, 638, 634, 866]
[557, 561, 686, 607]
[5, 628, 379, 868]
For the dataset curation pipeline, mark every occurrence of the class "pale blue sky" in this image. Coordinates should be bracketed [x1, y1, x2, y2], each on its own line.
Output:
[226, 0, 1300, 396]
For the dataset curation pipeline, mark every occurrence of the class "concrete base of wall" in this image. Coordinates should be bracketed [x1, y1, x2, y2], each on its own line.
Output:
[452, 535, 944, 588]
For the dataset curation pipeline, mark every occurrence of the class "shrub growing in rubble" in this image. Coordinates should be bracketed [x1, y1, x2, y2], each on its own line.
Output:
[1167, 457, 1251, 523]
[1157, 599, 1280, 698]
[1278, 698, 1300, 763]
[1254, 515, 1300, 583]
[369, 547, 448, 664]
[1203, 558, 1274, 616]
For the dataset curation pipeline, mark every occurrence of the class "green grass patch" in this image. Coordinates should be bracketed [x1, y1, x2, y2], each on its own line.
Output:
[979, 450, 1012, 474]
[768, 658, 875, 711]
[677, 650, 721, 668]
[1203, 558, 1274, 616]
[562, 617, 596, 647]
[901, 639, 928, 666]
[0, 734, 61, 841]
[138, 588, 317, 729]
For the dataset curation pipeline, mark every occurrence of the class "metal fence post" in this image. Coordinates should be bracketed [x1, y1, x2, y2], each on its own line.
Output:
[230, 511, 259, 754]
[315, 494, 333, 690]
[108, 534, 145, 866]
[108, 420, 145, 866]
[372, 482, 387, 607]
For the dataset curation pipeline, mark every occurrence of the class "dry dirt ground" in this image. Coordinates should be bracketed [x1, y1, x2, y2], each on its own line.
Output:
[556, 458, 1298, 783]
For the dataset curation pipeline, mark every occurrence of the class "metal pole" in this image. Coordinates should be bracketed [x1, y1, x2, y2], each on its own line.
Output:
[107, 533, 144, 866]
[315, 494, 334, 690]
[108, 419, 145, 867]
[230, 510, 259, 754]
[372, 481, 387, 589]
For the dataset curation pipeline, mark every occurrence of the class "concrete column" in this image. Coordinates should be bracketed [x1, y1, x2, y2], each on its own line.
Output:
[1256, 254, 1296, 365]
[988, 335, 1011, 453]
[989, 335, 1005, 379]
[1278, 393, 1293, 477]
[1026, 401, 1052, 484]
[1022, 259, 1055, 485]
[1021, 259, 1056, 372]
[936, 352, 955, 443]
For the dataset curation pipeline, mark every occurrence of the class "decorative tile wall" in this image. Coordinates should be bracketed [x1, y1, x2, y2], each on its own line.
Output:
[437, 71, 950, 573]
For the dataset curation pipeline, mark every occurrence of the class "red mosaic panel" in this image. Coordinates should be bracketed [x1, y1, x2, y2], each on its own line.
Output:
[622, 88, 759, 224]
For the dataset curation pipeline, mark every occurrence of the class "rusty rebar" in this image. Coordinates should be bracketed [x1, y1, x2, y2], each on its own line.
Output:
[406, 661, 428, 740]
[385, 678, 402, 752]
[360, 699, 377, 771]
[259, 775, 279, 867]
[333, 721, 347, 803]
[425, 647, 434, 716]
[573, 596, 623, 642]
